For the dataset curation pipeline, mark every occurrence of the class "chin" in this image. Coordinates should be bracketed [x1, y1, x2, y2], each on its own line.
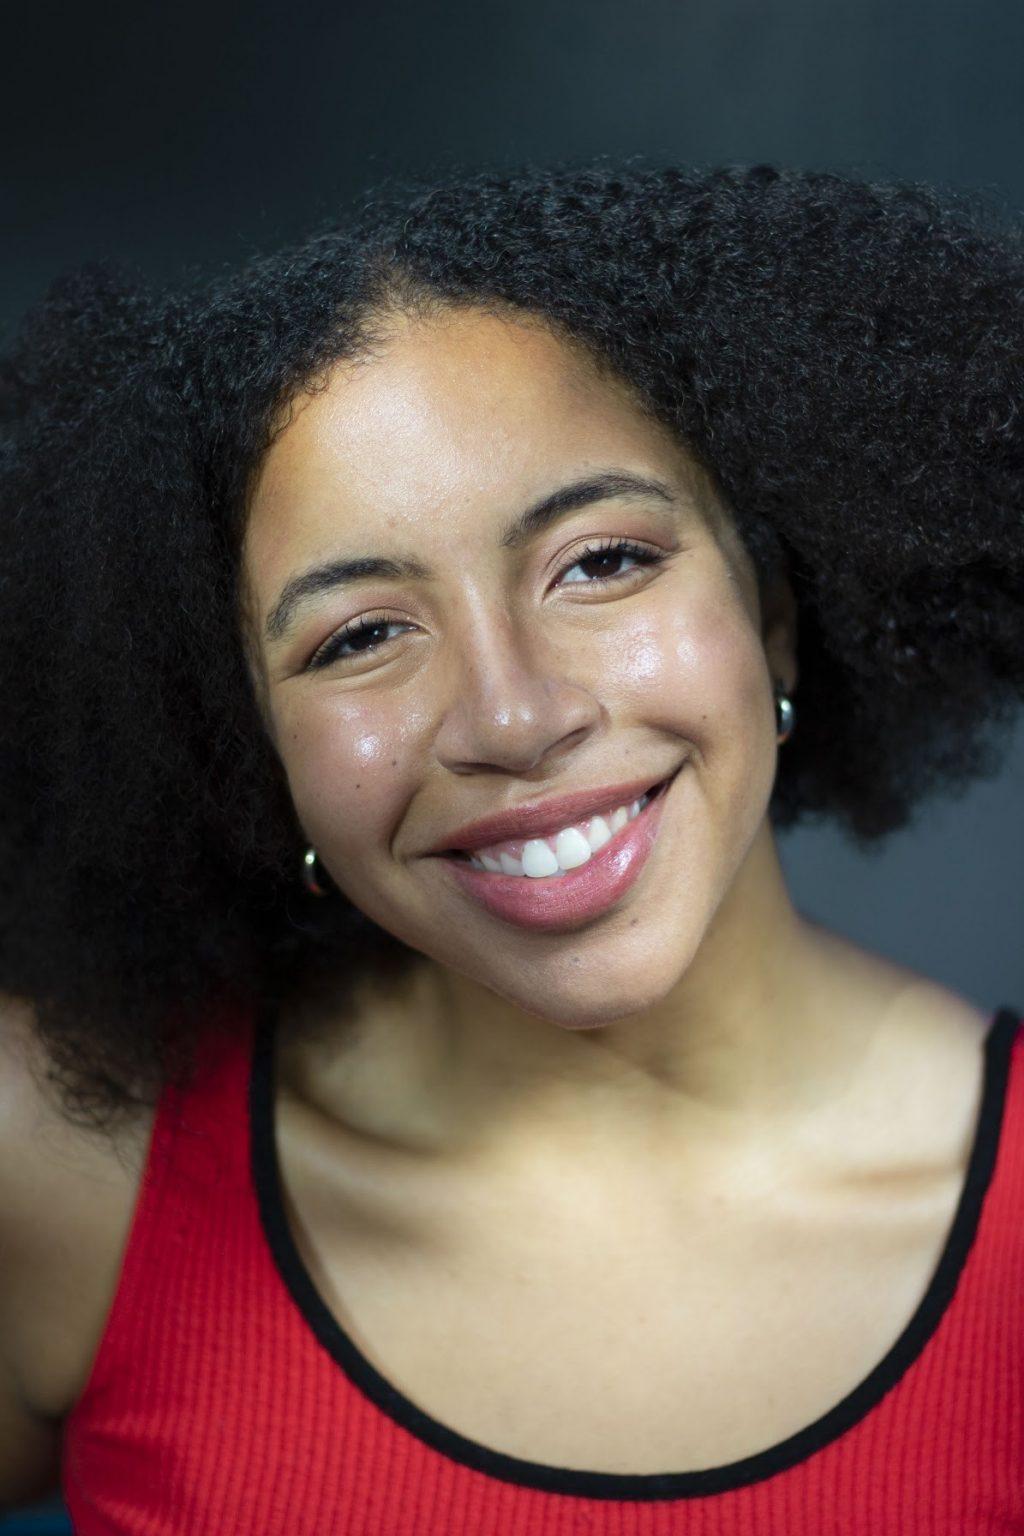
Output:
[491, 957, 689, 1031]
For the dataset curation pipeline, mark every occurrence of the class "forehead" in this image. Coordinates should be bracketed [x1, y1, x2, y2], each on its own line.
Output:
[244, 308, 691, 549]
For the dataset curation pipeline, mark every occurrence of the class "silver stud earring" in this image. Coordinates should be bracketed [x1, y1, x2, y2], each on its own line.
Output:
[774, 682, 795, 744]
[301, 846, 331, 897]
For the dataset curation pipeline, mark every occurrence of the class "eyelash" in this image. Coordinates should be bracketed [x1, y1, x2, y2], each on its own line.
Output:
[305, 536, 668, 672]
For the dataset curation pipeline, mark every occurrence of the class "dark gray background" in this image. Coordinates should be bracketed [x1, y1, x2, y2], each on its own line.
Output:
[2, 1, 1022, 1525]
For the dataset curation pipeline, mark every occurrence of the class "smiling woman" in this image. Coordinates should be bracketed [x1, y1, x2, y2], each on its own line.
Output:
[1, 157, 1024, 1531]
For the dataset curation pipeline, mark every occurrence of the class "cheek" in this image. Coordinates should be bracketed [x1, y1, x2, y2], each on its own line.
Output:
[675, 600, 779, 822]
[599, 586, 767, 740]
[274, 696, 419, 853]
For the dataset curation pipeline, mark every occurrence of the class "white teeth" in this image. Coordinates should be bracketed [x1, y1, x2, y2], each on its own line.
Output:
[554, 826, 592, 871]
[464, 789, 657, 876]
[585, 814, 611, 852]
[522, 839, 560, 877]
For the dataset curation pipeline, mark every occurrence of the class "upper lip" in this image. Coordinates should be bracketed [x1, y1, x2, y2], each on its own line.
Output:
[427, 771, 675, 855]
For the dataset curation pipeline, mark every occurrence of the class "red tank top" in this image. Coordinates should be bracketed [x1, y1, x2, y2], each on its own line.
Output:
[62, 999, 1024, 1534]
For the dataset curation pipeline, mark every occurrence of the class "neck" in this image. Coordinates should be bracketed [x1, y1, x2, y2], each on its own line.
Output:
[278, 825, 913, 1183]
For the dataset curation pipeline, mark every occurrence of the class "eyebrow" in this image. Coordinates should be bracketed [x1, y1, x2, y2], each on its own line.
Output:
[264, 469, 677, 644]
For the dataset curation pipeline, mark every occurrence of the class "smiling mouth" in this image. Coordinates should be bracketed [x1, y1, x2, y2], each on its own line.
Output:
[445, 772, 675, 872]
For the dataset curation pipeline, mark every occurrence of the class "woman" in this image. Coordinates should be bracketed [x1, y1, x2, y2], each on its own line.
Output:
[1, 157, 1022, 1532]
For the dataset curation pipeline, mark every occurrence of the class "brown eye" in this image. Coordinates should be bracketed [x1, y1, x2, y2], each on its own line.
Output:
[307, 613, 410, 671]
[557, 536, 665, 586]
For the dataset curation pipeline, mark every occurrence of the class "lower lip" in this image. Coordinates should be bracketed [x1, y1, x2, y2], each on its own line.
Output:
[436, 774, 676, 933]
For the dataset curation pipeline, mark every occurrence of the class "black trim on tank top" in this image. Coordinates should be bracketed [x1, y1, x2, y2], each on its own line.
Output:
[250, 1001, 1021, 1501]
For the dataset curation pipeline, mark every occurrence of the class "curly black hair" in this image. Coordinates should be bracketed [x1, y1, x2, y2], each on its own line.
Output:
[2, 154, 1022, 1136]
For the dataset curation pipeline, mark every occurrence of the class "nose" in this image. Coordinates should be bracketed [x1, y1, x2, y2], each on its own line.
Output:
[433, 609, 602, 777]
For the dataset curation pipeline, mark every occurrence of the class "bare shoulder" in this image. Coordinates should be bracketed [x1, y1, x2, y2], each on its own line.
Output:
[807, 920, 997, 1046]
[0, 993, 157, 1419]
[807, 924, 1003, 1173]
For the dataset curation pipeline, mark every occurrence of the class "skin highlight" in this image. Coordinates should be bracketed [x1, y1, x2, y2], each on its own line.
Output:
[240, 305, 942, 1192]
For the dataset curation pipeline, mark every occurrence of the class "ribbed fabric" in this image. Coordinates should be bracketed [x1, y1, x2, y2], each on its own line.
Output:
[62, 998, 1024, 1535]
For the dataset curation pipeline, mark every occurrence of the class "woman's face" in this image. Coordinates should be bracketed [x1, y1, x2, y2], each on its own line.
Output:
[241, 306, 796, 1029]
